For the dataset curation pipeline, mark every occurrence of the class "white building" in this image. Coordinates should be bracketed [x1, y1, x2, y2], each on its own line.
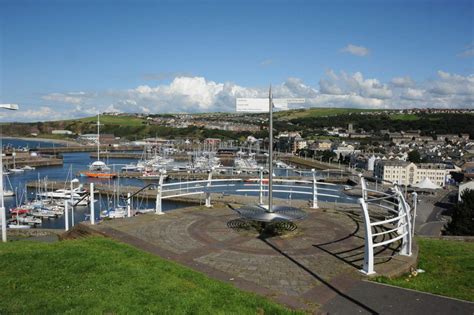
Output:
[367, 155, 376, 171]
[374, 160, 451, 187]
[52, 130, 73, 135]
[333, 142, 360, 158]
[78, 134, 98, 143]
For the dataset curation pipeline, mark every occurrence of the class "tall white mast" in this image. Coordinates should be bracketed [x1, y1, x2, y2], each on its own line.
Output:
[268, 86, 273, 212]
[97, 113, 100, 161]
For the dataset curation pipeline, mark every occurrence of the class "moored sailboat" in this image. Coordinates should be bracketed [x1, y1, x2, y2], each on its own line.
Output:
[80, 113, 117, 179]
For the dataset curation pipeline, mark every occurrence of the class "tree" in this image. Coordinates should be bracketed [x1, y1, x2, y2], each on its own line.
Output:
[445, 189, 474, 236]
[408, 150, 421, 163]
[321, 150, 336, 162]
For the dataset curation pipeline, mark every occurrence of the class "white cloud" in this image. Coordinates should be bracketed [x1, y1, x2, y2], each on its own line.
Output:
[391, 76, 415, 88]
[340, 44, 370, 57]
[3, 70, 473, 122]
[401, 88, 424, 100]
[42, 91, 90, 104]
[319, 70, 392, 99]
[428, 71, 474, 96]
[0, 106, 65, 122]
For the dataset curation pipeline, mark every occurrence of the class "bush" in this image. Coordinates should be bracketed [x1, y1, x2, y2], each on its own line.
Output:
[445, 189, 474, 236]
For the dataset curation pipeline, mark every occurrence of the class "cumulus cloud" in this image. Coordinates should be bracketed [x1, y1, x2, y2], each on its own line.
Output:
[428, 71, 474, 96]
[391, 76, 415, 88]
[4, 70, 473, 122]
[340, 44, 370, 57]
[319, 70, 392, 99]
[400, 88, 425, 100]
[0, 106, 65, 122]
[42, 92, 87, 104]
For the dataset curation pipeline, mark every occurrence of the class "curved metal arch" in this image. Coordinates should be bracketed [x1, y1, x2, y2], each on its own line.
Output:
[358, 175, 414, 275]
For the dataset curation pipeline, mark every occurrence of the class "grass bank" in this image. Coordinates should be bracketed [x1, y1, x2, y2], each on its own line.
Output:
[0, 237, 299, 314]
[78, 115, 147, 126]
[375, 238, 474, 302]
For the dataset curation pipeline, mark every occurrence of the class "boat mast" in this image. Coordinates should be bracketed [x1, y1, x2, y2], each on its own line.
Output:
[97, 113, 100, 162]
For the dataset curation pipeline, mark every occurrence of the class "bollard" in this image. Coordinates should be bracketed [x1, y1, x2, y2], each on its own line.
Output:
[311, 168, 318, 209]
[64, 200, 69, 231]
[90, 183, 95, 225]
[155, 171, 165, 215]
[71, 202, 75, 228]
[205, 169, 213, 208]
[411, 192, 417, 236]
[127, 192, 131, 217]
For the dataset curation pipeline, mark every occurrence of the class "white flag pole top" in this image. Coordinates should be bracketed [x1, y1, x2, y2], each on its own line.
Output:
[0, 104, 19, 110]
[236, 98, 304, 112]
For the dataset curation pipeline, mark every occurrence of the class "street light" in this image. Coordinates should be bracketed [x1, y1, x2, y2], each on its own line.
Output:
[1, 103, 19, 242]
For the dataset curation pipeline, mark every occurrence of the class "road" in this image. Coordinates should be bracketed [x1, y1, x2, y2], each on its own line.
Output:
[415, 189, 455, 236]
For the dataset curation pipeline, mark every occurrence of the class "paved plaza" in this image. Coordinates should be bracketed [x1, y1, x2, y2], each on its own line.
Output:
[83, 203, 473, 314]
[85, 203, 390, 310]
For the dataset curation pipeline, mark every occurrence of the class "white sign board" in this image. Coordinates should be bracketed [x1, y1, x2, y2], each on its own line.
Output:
[236, 98, 304, 112]
[236, 98, 270, 112]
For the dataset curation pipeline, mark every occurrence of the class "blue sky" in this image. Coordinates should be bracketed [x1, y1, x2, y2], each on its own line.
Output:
[1, 0, 473, 121]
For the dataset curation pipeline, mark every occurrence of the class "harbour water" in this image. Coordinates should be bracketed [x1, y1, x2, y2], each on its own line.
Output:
[2, 138, 357, 230]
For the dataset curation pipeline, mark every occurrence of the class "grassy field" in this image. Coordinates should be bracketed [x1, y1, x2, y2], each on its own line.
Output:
[0, 237, 299, 314]
[375, 238, 474, 302]
[78, 115, 147, 126]
[275, 107, 381, 120]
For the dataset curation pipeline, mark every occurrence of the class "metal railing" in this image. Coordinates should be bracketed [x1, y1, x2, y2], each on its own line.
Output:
[152, 169, 347, 212]
[358, 175, 415, 275]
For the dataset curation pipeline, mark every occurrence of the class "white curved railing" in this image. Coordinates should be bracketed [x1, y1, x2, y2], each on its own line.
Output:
[152, 169, 347, 213]
[358, 175, 416, 275]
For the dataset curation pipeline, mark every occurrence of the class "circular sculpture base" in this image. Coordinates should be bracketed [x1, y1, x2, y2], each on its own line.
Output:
[232, 204, 307, 223]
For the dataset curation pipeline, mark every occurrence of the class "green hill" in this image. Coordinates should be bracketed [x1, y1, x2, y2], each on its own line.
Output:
[274, 107, 383, 120]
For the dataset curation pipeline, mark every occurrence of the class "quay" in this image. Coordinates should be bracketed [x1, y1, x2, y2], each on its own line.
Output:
[2, 155, 63, 169]
[34, 145, 144, 155]
[26, 175, 356, 205]
[89, 152, 193, 161]
[77, 170, 353, 184]
[281, 156, 349, 171]
[89, 152, 143, 159]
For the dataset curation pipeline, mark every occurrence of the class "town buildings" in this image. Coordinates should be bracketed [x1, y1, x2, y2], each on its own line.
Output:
[373, 160, 455, 187]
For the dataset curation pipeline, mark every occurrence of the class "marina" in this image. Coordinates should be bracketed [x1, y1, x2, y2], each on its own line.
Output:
[2, 138, 358, 231]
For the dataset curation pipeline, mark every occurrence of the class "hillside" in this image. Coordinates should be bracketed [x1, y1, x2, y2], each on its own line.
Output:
[274, 107, 381, 120]
[1, 108, 473, 140]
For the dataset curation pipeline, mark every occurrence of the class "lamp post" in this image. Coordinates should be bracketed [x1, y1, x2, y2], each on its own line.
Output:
[1, 104, 19, 242]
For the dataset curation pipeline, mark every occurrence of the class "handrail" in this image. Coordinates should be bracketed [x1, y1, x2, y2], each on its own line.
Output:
[372, 224, 406, 237]
[370, 213, 407, 226]
[373, 232, 407, 248]
[358, 175, 414, 275]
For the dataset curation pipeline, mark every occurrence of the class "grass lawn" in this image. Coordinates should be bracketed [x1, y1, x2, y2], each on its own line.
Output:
[0, 237, 299, 314]
[375, 238, 474, 302]
[79, 115, 146, 126]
